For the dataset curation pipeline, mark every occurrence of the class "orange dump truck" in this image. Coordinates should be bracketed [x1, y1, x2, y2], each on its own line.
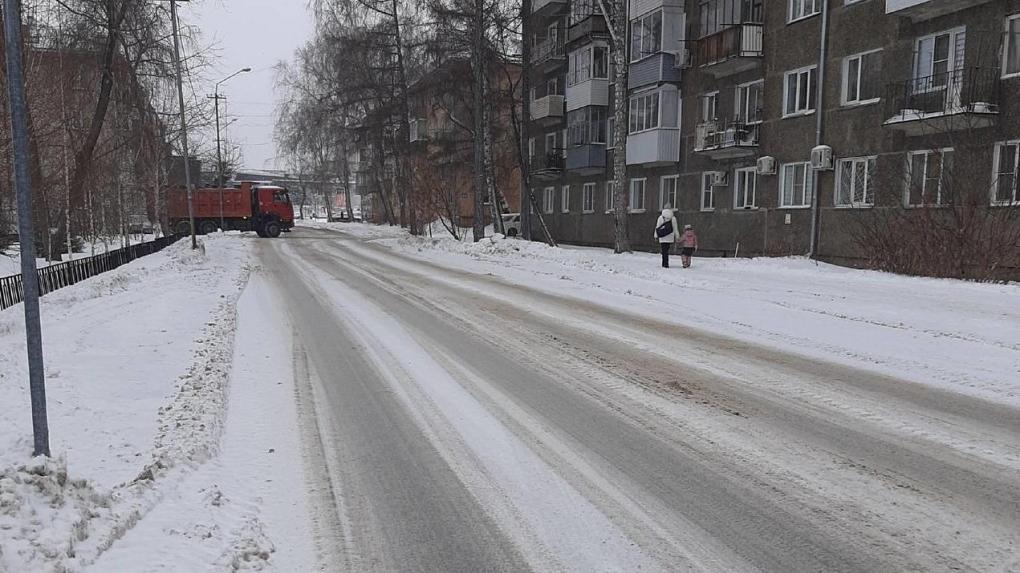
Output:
[168, 182, 295, 238]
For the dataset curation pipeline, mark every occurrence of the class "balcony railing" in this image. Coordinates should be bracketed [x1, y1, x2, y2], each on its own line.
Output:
[695, 24, 763, 76]
[885, 67, 999, 132]
[532, 0, 567, 16]
[530, 150, 565, 179]
[695, 120, 760, 151]
[534, 36, 566, 67]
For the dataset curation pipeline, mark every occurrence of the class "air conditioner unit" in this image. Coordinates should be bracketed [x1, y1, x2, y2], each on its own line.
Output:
[810, 145, 833, 170]
[673, 48, 691, 69]
[756, 156, 776, 175]
[711, 171, 728, 186]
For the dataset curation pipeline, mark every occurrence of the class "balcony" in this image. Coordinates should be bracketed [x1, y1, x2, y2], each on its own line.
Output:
[533, 37, 566, 71]
[695, 24, 763, 78]
[566, 143, 607, 175]
[567, 13, 609, 44]
[694, 121, 760, 159]
[628, 53, 683, 90]
[885, 0, 993, 21]
[626, 128, 680, 166]
[630, 0, 684, 15]
[532, 0, 567, 17]
[531, 151, 565, 180]
[566, 74, 610, 111]
[531, 94, 565, 125]
[884, 67, 999, 136]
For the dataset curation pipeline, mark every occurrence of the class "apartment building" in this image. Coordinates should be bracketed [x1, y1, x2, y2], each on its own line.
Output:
[526, 0, 1020, 274]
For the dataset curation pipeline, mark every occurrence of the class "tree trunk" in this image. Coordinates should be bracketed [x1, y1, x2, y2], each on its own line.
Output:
[611, 0, 631, 253]
[471, 0, 486, 242]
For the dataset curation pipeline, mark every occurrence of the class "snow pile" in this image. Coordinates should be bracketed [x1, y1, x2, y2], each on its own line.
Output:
[0, 234, 253, 572]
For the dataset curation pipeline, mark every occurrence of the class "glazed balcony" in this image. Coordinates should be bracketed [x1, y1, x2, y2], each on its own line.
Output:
[566, 69, 610, 112]
[884, 67, 999, 135]
[628, 53, 683, 90]
[626, 128, 680, 166]
[567, 13, 609, 44]
[694, 120, 760, 159]
[532, 0, 567, 17]
[695, 23, 763, 78]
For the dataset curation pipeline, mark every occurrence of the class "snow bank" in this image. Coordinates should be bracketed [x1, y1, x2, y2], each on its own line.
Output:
[0, 233, 252, 572]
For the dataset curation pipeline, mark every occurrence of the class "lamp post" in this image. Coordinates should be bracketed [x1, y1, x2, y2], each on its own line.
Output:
[169, 0, 196, 249]
[211, 68, 250, 230]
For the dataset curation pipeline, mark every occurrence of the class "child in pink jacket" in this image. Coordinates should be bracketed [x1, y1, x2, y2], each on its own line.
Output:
[679, 225, 698, 268]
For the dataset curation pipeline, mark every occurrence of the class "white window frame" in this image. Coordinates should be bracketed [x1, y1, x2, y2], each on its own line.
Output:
[783, 65, 817, 117]
[629, 178, 647, 212]
[788, 0, 820, 23]
[561, 185, 571, 213]
[659, 176, 678, 210]
[629, 90, 662, 134]
[605, 181, 616, 212]
[701, 172, 717, 211]
[905, 149, 953, 207]
[735, 80, 764, 124]
[582, 182, 596, 213]
[528, 137, 536, 160]
[1003, 15, 1020, 79]
[913, 28, 965, 94]
[629, 9, 664, 63]
[734, 167, 757, 209]
[700, 91, 719, 123]
[607, 116, 616, 149]
[841, 50, 882, 106]
[568, 43, 610, 86]
[993, 141, 1020, 206]
[835, 156, 877, 208]
[780, 162, 813, 208]
[543, 186, 556, 214]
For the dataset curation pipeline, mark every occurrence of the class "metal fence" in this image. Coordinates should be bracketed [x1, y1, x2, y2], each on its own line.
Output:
[0, 234, 182, 312]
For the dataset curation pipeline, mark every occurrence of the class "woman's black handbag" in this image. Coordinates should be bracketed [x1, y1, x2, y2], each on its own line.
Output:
[655, 220, 673, 238]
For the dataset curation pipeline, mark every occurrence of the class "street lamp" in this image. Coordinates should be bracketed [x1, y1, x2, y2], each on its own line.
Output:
[211, 67, 251, 230]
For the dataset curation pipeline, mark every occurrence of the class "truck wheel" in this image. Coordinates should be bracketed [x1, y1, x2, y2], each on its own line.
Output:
[506, 227, 518, 237]
[199, 220, 218, 235]
[174, 220, 191, 236]
[255, 227, 267, 238]
[264, 221, 282, 238]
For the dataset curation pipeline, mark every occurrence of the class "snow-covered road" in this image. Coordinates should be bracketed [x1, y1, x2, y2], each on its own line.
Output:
[259, 226, 1020, 572]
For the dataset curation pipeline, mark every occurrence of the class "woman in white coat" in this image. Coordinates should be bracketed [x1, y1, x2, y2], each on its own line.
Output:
[653, 207, 679, 268]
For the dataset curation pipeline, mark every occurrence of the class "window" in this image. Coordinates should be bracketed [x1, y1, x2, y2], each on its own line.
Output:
[734, 167, 757, 208]
[789, 0, 820, 22]
[583, 182, 596, 212]
[700, 0, 763, 37]
[629, 91, 661, 133]
[700, 92, 719, 123]
[993, 141, 1020, 205]
[545, 132, 559, 155]
[567, 107, 607, 146]
[780, 162, 813, 207]
[784, 66, 817, 117]
[914, 29, 964, 90]
[660, 176, 678, 209]
[528, 137, 535, 160]
[543, 186, 556, 213]
[568, 45, 609, 86]
[836, 157, 876, 207]
[735, 81, 763, 123]
[906, 149, 953, 206]
[842, 51, 882, 105]
[629, 179, 646, 211]
[607, 116, 616, 148]
[561, 185, 571, 213]
[701, 173, 717, 211]
[629, 10, 663, 62]
[606, 181, 616, 212]
[1005, 16, 1020, 77]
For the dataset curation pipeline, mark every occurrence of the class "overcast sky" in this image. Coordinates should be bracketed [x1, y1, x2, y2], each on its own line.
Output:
[186, 0, 313, 172]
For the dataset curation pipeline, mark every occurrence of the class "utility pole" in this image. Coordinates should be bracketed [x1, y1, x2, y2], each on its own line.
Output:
[4, 0, 50, 457]
[210, 67, 250, 230]
[169, 0, 196, 249]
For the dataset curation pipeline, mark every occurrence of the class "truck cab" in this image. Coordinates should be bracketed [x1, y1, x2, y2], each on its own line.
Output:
[252, 185, 294, 237]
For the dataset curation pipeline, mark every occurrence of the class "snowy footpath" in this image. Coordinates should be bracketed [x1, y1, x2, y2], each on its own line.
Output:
[0, 234, 314, 572]
[305, 220, 1020, 409]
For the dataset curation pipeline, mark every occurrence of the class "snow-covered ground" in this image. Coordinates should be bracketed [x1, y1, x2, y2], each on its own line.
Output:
[303, 220, 1020, 408]
[0, 232, 312, 572]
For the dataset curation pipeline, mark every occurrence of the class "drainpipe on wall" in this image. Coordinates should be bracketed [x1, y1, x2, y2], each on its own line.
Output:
[808, 0, 830, 259]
